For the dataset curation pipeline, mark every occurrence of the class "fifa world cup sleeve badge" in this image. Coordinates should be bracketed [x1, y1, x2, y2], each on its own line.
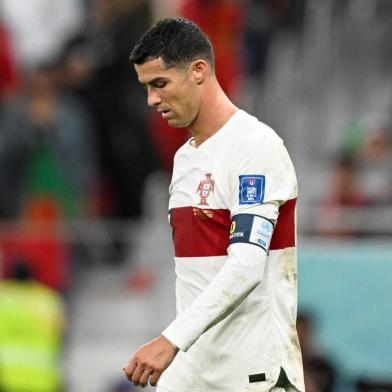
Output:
[238, 175, 265, 204]
[196, 173, 215, 206]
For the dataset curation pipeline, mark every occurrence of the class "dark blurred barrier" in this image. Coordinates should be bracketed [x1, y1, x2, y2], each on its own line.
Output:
[356, 379, 392, 392]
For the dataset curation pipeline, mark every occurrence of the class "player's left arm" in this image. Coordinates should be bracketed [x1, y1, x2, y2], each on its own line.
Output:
[160, 134, 297, 352]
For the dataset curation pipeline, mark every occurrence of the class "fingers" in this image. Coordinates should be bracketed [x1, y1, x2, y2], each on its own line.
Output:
[131, 362, 144, 385]
[123, 360, 163, 387]
[123, 360, 136, 380]
[139, 368, 153, 388]
[150, 369, 162, 386]
[123, 337, 177, 387]
[124, 364, 162, 388]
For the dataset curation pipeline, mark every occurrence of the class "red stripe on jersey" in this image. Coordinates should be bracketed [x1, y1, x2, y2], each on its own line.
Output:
[270, 198, 296, 250]
[170, 198, 296, 257]
[171, 207, 231, 257]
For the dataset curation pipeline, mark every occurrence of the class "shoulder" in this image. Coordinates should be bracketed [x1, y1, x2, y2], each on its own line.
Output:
[227, 110, 285, 158]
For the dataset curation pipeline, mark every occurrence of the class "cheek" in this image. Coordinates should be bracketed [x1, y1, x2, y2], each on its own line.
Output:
[165, 83, 199, 117]
[167, 94, 191, 114]
[181, 89, 199, 113]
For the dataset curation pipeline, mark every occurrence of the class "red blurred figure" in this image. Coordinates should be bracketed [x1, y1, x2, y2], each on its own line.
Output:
[181, 0, 244, 99]
[0, 21, 18, 99]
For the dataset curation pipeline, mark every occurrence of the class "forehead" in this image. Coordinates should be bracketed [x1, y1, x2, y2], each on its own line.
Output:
[134, 58, 184, 84]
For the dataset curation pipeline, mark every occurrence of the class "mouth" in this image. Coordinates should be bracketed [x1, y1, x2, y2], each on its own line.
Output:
[159, 109, 172, 119]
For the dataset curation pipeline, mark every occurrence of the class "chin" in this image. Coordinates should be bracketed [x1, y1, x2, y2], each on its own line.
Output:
[167, 118, 187, 128]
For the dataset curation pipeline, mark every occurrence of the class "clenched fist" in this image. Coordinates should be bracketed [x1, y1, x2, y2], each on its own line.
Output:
[123, 335, 178, 388]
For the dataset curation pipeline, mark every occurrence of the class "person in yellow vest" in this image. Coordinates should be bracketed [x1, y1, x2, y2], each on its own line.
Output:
[0, 261, 65, 392]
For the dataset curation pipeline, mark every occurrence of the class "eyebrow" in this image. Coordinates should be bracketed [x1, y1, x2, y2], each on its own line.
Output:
[139, 77, 168, 86]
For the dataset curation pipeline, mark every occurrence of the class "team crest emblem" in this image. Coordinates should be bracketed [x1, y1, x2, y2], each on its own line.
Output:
[196, 173, 215, 206]
[248, 178, 256, 186]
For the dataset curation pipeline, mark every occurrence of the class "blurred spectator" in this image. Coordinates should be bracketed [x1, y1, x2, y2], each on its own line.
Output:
[243, 0, 306, 78]
[0, 62, 96, 288]
[0, 17, 18, 101]
[0, 225, 71, 292]
[243, 0, 275, 78]
[0, 0, 84, 69]
[62, 0, 158, 219]
[0, 62, 97, 218]
[0, 261, 65, 392]
[297, 312, 337, 392]
[322, 155, 368, 208]
[318, 154, 368, 236]
[341, 114, 392, 205]
[152, 0, 181, 20]
[181, 0, 244, 98]
[356, 116, 392, 205]
[318, 112, 392, 236]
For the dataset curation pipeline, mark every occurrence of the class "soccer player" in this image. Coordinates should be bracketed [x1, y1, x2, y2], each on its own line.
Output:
[124, 17, 304, 392]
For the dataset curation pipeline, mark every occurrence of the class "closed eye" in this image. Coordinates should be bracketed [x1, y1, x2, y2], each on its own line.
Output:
[152, 80, 167, 88]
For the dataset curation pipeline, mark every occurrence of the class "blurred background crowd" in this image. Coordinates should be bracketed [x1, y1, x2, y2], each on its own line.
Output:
[0, 0, 391, 391]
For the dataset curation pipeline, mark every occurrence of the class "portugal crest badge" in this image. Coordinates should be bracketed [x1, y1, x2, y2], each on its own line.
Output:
[196, 173, 215, 205]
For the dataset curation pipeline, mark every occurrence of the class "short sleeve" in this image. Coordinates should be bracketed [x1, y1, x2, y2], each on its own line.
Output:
[227, 130, 297, 223]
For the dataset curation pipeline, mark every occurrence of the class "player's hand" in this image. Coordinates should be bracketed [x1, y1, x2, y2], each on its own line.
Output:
[123, 335, 178, 388]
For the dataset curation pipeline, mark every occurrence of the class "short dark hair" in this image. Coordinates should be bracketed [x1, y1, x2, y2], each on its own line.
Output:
[130, 17, 215, 70]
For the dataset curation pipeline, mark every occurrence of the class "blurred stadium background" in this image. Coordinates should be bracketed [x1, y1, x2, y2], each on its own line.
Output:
[0, 0, 391, 391]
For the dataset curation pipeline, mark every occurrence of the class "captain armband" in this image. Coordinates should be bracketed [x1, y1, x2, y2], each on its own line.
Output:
[229, 214, 274, 252]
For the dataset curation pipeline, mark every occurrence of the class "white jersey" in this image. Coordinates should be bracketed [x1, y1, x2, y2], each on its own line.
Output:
[159, 110, 304, 392]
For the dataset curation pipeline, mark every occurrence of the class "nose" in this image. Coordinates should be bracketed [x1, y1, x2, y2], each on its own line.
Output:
[147, 87, 162, 107]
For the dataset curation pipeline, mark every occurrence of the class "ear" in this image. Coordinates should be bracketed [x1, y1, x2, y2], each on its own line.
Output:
[191, 60, 209, 84]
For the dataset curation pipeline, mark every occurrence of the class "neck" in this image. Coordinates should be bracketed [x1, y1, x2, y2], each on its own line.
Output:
[189, 78, 238, 147]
